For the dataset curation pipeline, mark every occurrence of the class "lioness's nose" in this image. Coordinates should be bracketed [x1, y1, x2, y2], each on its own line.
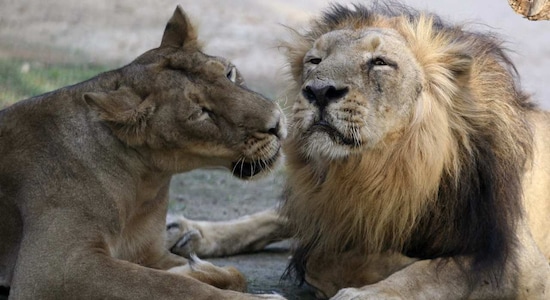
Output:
[302, 81, 349, 109]
[264, 109, 285, 139]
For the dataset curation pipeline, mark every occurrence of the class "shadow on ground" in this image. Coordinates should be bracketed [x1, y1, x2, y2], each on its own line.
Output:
[210, 244, 316, 299]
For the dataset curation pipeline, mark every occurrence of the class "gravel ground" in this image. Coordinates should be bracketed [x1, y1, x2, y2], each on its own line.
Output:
[168, 169, 316, 299]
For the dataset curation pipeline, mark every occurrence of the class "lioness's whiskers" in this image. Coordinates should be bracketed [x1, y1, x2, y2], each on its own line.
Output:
[232, 156, 245, 176]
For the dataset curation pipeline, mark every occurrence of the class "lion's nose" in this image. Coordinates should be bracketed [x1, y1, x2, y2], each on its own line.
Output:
[302, 82, 349, 109]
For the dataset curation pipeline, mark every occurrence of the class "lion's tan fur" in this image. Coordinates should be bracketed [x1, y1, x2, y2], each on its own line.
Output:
[523, 110, 550, 258]
[279, 3, 549, 298]
[283, 11, 531, 256]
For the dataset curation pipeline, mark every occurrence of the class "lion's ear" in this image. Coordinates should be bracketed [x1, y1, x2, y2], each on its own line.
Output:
[446, 53, 472, 85]
[160, 6, 197, 48]
[84, 88, 155, 145]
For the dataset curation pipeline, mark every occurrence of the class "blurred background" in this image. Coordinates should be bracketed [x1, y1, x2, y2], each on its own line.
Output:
[1, 0, 548, 298]
[1, 0, 550, 108]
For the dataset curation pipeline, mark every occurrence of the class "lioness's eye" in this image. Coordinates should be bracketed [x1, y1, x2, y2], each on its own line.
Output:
[189, 107, 213, 122]
[226, 66, 237, 83]
[308, 58, 322, 65]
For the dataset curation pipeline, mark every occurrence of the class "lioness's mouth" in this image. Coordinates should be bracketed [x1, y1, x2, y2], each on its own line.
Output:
[231, 151, 280, 179]
[310, 120, 359, 147]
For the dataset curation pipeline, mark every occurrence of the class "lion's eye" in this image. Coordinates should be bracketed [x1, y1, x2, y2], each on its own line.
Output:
[371, 57, 388, 66]
[226, 66, 237, 83]
[308, 58, 322, 65]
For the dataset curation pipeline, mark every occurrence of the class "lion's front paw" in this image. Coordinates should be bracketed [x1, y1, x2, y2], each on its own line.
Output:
[169, 254, 247, 292]
[166, 216, 204, 257]
[331, 287, 404, 300]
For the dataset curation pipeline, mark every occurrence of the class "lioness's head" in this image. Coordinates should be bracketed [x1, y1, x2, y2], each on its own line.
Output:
[84, 6, 285, 179]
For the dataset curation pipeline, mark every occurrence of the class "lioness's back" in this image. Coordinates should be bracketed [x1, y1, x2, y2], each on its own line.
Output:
[0, 91, 90, 288]
[0, 89, 101, 173]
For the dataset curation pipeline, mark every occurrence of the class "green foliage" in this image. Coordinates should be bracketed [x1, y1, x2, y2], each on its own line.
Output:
[0, 60, 109, 108]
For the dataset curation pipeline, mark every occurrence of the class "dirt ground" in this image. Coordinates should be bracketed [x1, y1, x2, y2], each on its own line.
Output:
[1, 0, 550, 299]
[168, 169, 316, 299]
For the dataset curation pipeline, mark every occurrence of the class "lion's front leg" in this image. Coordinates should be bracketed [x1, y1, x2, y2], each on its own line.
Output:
[304, 251, 417, 298]
[330, 226, 550, 300]
[329, 259, 471, 300]
[166, 208, 288, 257]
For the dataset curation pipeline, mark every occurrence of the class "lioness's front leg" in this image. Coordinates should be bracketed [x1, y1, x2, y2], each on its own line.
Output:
[166, 208, 289, 257]
[146, 249, 249, 292]
[9, 218, 284, 300]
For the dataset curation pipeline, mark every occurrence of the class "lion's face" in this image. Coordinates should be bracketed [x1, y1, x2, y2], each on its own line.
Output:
[290, 28, 422, 160]
[85, 8, 285, 179]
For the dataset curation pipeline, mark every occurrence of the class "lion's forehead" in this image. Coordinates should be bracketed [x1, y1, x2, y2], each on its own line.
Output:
[315, 27, 404, 50]
[310, 28, 411, 69]
[305, 33, 414, 87]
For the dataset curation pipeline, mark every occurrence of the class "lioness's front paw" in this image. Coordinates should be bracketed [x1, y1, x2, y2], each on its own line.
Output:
[331, 287, 404, 300]
[169, 254, 247, 292]
[166, 216, 203, 257]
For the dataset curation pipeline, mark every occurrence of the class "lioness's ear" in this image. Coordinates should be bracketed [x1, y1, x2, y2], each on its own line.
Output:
[84, 87, 155, 124]
[84, 87, 155, 145]
[160, 6, 197, 48]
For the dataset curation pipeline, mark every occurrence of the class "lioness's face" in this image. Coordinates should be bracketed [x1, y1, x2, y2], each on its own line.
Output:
[143, 51, 285, 178]
[85, 8, 285, 179]
[289, 28, 422, 159]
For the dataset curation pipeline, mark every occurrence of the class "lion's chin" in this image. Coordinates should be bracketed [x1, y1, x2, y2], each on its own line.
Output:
[310, 121, 359, 147]
[302, 134, 356, 161]
[231, 151, 280, 180]
[300, 126, 361, 160]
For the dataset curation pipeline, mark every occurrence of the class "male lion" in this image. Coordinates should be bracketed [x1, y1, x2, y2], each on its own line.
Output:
[0, 6, 286, 300]
[167, 2, 550, 299]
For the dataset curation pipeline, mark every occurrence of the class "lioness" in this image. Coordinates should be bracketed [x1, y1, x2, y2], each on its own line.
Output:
[167, 2, 550, 299]
[0, 6, 286, 300]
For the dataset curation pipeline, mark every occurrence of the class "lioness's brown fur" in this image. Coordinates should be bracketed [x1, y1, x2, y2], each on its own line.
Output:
[0, 6, 285, 300]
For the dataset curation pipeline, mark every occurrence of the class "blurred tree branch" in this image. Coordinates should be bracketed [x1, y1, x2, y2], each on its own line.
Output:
[509, 0, 550, 20]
